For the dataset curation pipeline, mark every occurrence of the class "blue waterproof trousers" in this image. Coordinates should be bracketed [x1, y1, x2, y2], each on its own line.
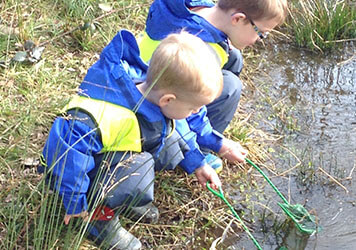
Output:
[87, 129, 186, 212]
[88, 152, 156, 210]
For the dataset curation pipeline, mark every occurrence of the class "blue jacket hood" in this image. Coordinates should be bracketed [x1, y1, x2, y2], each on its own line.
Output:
[79, 30, 164, 123]
[146, 0, 227, 43]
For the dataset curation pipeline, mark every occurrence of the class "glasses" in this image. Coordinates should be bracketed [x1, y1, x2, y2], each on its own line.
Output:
[249, 19, 269, 40]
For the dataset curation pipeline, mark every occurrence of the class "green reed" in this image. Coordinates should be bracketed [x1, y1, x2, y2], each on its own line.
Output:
[286, 0, 356, 51]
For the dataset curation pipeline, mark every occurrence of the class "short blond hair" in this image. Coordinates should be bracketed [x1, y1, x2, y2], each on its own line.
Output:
[218, 0, 288, 24]
[146, 31, 223, 100]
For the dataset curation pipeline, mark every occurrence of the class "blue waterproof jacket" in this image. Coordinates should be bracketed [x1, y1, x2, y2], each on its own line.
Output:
[146, 0, 226, 43]
[42, 30, 221, 215]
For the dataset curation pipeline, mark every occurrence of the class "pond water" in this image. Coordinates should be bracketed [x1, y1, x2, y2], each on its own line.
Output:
[232, 43, 355, 250]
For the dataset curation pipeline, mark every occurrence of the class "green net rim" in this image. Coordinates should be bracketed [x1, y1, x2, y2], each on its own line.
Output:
[278, 202, 321, 235]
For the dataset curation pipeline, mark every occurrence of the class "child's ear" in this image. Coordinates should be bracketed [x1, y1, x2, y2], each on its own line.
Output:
[158, 93, 176, 107]
[231, 12, 246, 25]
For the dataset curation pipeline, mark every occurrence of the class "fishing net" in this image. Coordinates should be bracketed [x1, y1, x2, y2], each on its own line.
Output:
[245, 158, 321, 235]
[279, 202, 320, 235]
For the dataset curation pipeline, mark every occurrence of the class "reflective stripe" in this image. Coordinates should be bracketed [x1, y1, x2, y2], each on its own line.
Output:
[138, 32, 227, 67]
[40, 154, 47, 167]
[166, 119, 175, 138]
[206, 42, 228, 67]
[65, 96, 141, 153]
[138, 32, 161, 63]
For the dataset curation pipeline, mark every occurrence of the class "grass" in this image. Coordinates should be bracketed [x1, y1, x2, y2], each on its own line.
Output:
[286, 0, 356, 51]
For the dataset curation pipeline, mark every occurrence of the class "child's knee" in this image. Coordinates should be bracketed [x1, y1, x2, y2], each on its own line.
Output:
[100, 152, 155, 208]
[103, 175, 154, 209]
[222, 70, 243, 100]
[223, 48, 244, 76]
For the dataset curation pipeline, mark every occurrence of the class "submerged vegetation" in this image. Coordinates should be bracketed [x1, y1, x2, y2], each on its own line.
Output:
[0, 0, 354, 249]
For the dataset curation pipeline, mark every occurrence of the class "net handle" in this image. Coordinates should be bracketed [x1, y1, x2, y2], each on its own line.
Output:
[245, 158, 289, 205]
[207, 182, 263, 250]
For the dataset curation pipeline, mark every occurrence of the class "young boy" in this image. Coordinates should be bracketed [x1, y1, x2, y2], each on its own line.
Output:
[40, 30, 244, 249]
[139, 0, 288, 169]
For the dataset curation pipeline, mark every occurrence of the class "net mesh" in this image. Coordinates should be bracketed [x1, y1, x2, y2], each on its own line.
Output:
[279, 203, 320, 235]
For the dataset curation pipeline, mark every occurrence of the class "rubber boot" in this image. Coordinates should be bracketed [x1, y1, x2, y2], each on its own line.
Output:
[87, 206, 141, 250]
[123, 202, 159, 224]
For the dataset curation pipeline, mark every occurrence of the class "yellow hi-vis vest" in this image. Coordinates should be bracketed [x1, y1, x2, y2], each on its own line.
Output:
[65, 96, 141, 153]
[138, 32, 228, 68]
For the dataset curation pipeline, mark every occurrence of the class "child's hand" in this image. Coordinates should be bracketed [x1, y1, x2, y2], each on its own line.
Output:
[219, 138, 248, 163]
[64, 210, 89, 225]
[194, 164, 222, 190]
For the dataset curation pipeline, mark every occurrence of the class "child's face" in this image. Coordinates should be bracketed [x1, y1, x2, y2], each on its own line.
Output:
[160, 92, 216, 120]
[228, 16, 280, 50]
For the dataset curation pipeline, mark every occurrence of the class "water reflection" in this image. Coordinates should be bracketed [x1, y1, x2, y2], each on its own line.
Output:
[237, 43, 356, 249]
[282, 224, 310, 250]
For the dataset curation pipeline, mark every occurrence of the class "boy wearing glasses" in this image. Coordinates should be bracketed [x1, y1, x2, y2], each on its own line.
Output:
[139, 0, 288, 171]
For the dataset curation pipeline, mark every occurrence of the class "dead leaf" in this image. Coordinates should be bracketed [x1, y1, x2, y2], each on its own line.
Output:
[0, 24, 19, 35]
[5, 194, 13, 203]
[98, 3, 112, 12]
[21, 157, 40, 168]
[12, 51, 28, 62]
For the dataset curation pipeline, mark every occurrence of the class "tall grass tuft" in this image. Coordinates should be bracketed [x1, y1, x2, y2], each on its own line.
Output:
[286, 0, 356, 51]
[1, 0, 151, 249]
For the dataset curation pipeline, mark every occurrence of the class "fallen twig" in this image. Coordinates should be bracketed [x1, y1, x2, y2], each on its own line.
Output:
[345, 162, 355, 180]
[318, 167, 349, 193]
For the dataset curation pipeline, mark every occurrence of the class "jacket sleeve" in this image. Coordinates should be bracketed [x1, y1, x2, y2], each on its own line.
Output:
[185, 106, 224, 153]
[42, 117, 103, 214]
[175, 119, 207, 175]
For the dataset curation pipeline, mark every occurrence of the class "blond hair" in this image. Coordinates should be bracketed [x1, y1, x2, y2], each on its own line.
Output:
[218, 0, 288, 24]
[146, 31, 223, 100]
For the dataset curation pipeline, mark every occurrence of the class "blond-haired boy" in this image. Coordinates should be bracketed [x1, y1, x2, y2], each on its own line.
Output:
[40, 30, 223, 249]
